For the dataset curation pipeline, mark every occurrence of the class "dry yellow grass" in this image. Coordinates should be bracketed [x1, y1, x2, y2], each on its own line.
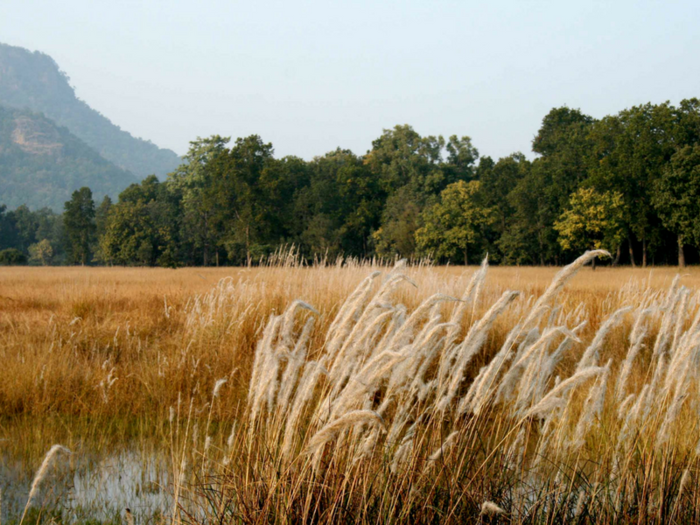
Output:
[3, 260, 700, 522]
[0, 266, 674, 403]
[0, 263, 690, 428]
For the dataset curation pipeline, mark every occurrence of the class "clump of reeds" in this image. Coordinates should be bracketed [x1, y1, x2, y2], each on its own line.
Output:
[171, 251, 700, 523]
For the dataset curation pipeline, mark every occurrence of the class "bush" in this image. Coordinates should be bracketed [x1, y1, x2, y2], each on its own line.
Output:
[0, 248, 28, 265]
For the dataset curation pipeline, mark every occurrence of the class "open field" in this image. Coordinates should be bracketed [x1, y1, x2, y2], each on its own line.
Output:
[3, 256, 700, 523]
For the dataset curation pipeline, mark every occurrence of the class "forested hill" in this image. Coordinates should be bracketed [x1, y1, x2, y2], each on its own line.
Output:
[0, 105, 137, 210]
[0, 42, 180, 178]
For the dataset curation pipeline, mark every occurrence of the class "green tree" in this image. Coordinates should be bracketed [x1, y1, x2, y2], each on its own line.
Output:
[0, 205, 20, 250]
[588, 103, 677, 266]
[365, 125, 445, 196]
[8, 205, 38, 252]
[0, 248, 27, 265]
[476, 153, 530, 261]
[372, 186, 423, 259]
[652, 145, 700, 268]
[415, 180, 492, 264]
[101, 177, 179, 267]
[93, 195, 113, 263]
[168, 136, 230, 265]
[295, 149, 379, 258]
[63, 187, 95, 265]
[500, 107, 596, 266]
[205, 135, 277, 265]
[28, 239, 53, 265]
[554, 188, 624, 268]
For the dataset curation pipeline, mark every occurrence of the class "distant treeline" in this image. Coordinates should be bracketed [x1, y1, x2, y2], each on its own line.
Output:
[2, 100, 700, 267]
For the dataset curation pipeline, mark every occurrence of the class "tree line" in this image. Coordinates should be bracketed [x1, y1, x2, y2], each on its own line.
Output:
[2, 100, 700, 267]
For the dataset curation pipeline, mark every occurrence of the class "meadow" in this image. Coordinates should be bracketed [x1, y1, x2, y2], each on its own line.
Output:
[2, 253, 700, 524]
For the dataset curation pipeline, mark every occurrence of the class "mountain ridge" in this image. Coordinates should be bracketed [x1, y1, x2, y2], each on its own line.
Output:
[0, 104, 139, 210]
[0, 42, 181, 179]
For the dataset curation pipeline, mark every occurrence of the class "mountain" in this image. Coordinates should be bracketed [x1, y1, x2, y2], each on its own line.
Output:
[0, 105, 138, 210]
[0, 42, 181, 178]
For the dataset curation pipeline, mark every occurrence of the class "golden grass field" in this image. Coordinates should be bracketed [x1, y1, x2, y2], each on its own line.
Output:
[3, 255, 700, 523]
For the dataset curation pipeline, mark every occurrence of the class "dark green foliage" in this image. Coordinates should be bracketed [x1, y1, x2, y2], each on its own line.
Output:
[100, 176, 180, 267]
[0, 247, 27, 265]
[63, 187, 96, 265]
[652, 145, 700, 266]
[0, 42, 180, 178]
[4, 99, 700, 267]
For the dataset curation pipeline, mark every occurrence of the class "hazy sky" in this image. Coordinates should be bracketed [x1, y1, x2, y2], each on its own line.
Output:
[1, 0, 698, 160]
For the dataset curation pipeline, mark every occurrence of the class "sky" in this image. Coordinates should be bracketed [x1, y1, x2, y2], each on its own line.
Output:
[1, 0, 698, 160]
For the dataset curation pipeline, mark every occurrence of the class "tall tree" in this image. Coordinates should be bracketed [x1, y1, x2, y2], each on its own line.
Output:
[476, 153, 530, 261]
[506, 106, 598, 265]
[0, 205, 20, 251]
[587, 102, 682, 266]
[168, 135, 230, 265]
[372, 186, 423, 259]
[205, 135, 277, 265]
[554, 187, 624, 268]
[652, 145, 700, 268]
[63, 187, 95, 265]
[415, 180, 492, 264]
[101, 176, 180, 267]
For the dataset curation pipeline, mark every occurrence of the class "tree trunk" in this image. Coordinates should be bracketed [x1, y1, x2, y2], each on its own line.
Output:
[592, 255, 596, 271]
[216, 250, 219, 267]
[628, 238, 636, 268]
[642, 237, 647, 268]
[679, 235, 686, 268]
[464, 246, 468, 266]
[613, 245, 621, 266]
[246, 224, 251, 267]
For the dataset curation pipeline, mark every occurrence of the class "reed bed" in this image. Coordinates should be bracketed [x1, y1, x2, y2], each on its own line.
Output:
[3, 256, 700, 523]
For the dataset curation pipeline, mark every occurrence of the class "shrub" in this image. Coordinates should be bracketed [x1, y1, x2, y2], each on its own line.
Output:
[0, 248, 27, 265]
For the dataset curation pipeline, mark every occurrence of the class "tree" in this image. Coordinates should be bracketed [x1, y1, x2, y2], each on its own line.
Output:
[0, 205, 20, 251]
[652, 145, 700, 268]
[205, 135, 277, 265]
[9, 205, 39, 252]
[295, 149, 379, 258]
[168, 136, 230, 265]
[554, 188, 624, 268]
[93, 196, 113, 264]
[0, 248, 27, 265]
[415, 180, 492, 264]
[501, 106, 598, 266]
[28, 239, 53, 265]
[100, 177, 179, 267]
[63, 187, 95, 265]
[587, 103, 681, 266]
[476, 153, 530, 261]
[365, 125, 445, 196]
[371, 186, 422, 259]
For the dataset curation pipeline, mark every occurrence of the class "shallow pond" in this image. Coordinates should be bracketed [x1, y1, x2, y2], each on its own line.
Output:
[1, 448, 170, 523]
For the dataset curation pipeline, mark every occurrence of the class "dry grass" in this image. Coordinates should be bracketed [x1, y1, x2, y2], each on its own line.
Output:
[3, 258, 700, 523]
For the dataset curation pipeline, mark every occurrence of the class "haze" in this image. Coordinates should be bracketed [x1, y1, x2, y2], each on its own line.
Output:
[1, 0, 698, 159]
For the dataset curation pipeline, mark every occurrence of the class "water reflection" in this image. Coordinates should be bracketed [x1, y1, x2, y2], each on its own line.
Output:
[1, 449, 170, 522]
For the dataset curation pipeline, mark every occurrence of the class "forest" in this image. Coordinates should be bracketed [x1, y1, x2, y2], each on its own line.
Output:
[2, 99, 700, 267]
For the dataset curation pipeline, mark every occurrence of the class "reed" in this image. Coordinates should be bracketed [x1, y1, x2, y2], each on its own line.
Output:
[4, 255, 700, 522]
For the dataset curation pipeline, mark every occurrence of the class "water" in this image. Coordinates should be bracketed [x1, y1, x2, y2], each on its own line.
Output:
[1, 448, 170, 523]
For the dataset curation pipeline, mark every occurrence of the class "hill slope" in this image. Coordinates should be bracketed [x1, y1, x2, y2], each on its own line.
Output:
[0, 105, 138, 210]
[0, 42, 180, 178]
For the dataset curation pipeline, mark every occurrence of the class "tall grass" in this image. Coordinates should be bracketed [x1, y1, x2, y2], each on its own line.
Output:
[3, 257, 700, 522]
[173, 253, 700, 523]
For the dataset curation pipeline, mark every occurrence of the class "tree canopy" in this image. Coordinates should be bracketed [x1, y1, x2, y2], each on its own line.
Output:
[2, 100, 700, 267]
